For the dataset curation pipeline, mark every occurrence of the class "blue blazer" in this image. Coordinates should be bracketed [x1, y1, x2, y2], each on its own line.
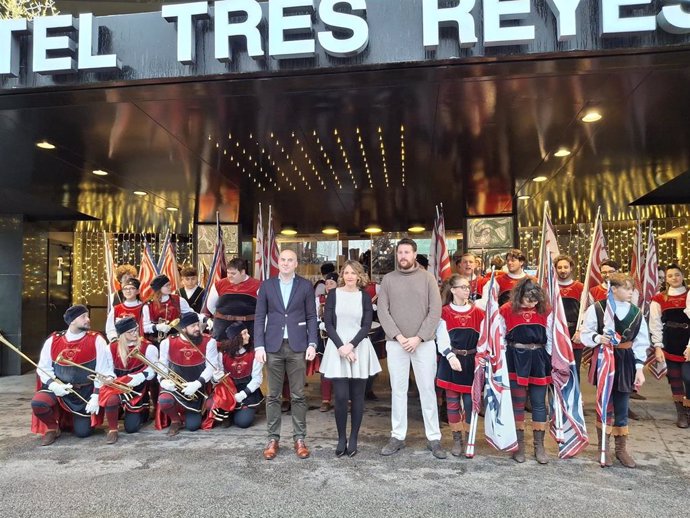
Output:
[253, 275, 319, 353]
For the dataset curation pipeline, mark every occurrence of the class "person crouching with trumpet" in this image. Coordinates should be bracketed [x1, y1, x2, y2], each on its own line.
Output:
[203, 324, 262, 430]
[30, 305, 122, 446]
[98, 316, 159, 439]
[156, 312, 219, 436]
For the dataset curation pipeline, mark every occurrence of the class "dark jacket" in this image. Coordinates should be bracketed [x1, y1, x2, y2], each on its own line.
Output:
[253, 275, 318, 353]
[323, 288, 373, 349]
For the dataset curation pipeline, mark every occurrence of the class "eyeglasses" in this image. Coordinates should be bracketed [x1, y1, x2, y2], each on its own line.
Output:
[122, 286, 138, 291]
[452, 285, 471, 290]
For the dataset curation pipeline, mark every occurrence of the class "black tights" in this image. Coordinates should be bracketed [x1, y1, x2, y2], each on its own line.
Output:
[332, 378, 367, 450]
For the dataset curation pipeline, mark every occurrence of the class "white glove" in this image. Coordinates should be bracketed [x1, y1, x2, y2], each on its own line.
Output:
[234, 390, 247, 404]
[160, 379, 177, 392]
[319, 322, 326, 331]
[156, 323, 171, 334]
[85, 393, 100, 414]
[372, 303, 378, 311]
[447, 354, 462, 372]
[212, 370, 224, 383]
[182, 380, 202, 397]
[127, 372, 146, 387]
[48, 381, 72, 397]
[206, 318, 214, 331]
[145, 369, 155, 381]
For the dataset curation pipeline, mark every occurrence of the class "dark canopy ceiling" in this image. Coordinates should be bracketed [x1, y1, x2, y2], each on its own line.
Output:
[1, 47, 690, 235]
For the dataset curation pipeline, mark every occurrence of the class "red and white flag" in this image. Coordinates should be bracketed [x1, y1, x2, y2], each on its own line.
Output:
[266, 205, 280, 278]
[103, 231, 118, 313]
[200, 214, 227, 316]
[159, 239, 181, 293]
[641, 222, 658, 319]
[430, 204, 452, 282]
[537, 202, 561, 286]
[629, 222, 644, 305]
[138, 241, 158, 301]
[253, 203, 265, 281]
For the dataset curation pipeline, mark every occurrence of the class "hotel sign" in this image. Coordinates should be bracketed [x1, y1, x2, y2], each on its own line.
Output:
[1, 0, 690, 81]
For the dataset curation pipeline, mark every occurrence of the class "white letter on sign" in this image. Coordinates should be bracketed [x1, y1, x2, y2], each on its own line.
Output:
[162, 2, 210, 64]
[657, 1, 690, 34]
[422, 0, 477, 51]
[483, 0, 535, 46]
[600, 0, 656, 35]
[545, 0, 582, 40]
[78, 14, 120, 70]
[269, 0, 316, 59]
[33, 15, 78, 74]
[318, 0, 369, 58]
[0, 18, 28, 77]
[214, 0, 264, 62]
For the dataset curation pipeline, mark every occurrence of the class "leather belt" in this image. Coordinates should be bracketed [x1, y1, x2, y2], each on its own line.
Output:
[214, 312, 255, 322]
[509, 342, 544, 350]
[666, 321, 689, 329]
[452, 348, 477, 356]
[616, 341, 633, 350]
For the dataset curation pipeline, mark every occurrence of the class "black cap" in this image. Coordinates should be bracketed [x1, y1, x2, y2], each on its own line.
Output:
[63, 305, 88, 325]
[179, 312, 199, 329]
[324, 272, 339, 283]
[416, 254, 429, 268]
[150, 274, 170, 292]
[115, 316, 138, 335]
[122, 277, 141, 290]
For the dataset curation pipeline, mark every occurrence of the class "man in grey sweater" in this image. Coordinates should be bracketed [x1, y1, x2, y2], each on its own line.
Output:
[377, 238, 447, 459]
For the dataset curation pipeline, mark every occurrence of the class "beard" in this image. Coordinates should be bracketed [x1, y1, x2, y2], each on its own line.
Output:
[557, 271, 570, 280]
[76, 324, 90, 332]
[398, 259, 414, 270]
[188, 332, 203, 345]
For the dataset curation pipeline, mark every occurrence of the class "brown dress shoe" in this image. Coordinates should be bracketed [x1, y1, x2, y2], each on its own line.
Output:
[167, 421, 182, 437]
[106, 430, 119, 445]
[294, 439, 310, 459]
[319, 401, 331, 412]
[41, 429, 60, 446]
[263, 439, 280, 460]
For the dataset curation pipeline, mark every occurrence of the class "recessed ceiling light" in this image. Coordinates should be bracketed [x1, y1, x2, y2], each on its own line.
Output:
[407, 224, 425, 233]
[36, 140, 55, 150]
[554, 148, 571, 157]
[532, 176, 548, 182]
[518, 195, 531, 200]
[92, 169, 108, 176]
[166, 207, 178, 212]
[133, 191, 148, 196]
[280, 225, 297, 236]
[364, 225, 382, 234]
[581, 110, 602, 123]
[322, 225, 339, 235]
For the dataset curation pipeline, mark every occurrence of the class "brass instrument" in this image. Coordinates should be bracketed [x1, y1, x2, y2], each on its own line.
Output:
[0, 332, 89, 404]
[126, 343, 206, 401]
[55, 353, 140, 397]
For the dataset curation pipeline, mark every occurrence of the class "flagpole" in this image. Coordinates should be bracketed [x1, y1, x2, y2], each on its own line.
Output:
[537, 201, 549, 284]
[575, 206, 601, 334]
[265, 204, 269, 280]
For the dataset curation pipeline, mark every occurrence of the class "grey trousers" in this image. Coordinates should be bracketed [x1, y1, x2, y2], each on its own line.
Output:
[266, 340, 307, 441]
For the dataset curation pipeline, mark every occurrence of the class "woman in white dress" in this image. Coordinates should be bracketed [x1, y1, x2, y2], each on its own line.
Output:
[320, 260, 382, 457]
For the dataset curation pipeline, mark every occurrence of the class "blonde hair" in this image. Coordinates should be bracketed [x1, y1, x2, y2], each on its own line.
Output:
[337, 260, 369, 289]
[116, 333, 141, 368]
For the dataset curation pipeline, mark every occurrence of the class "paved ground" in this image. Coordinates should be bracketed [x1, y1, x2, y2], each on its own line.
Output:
[0, 368, 689, 517]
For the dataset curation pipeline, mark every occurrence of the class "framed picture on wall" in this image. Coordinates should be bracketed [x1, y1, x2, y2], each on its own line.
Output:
[465, 216, 514, 250]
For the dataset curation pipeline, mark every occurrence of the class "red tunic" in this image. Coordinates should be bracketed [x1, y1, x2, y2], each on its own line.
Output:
[652, 292, 690, 361]
[51, 331, 99, 385]
[110, 339, 153, 375]
[113, 302, 145, 337]
[496, 274, 531, 305]
[148, 294, 181, 325]
[500, 303, 552, 386]
[559, 281, 584, 348]
[589, 284, 608, 303]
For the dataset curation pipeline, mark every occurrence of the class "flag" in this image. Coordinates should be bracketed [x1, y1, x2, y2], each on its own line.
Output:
[200, 214, 227, 315]
[545, 253, 589, 458]
[253, 203, 265, 280]
[103, 231, 118, 314]
[159, 237, 181, 293]
[537, 202, 560, 286]
[577, 209, 609, 365]
[629, 222, 644, 305]
[475, 269, 517, 452]
[594, 286, 618, 466]
[644, 349, 668, 380]
[429, 204, 452, 282]
[139, 240, 159, 301]
[266, 205, 280, 278]
[641, 222, 658, 319]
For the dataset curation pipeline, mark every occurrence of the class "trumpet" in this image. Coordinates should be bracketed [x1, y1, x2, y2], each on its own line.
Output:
[126, 345, 206, 401]
[0, 332, 89, 404]
[55, 353, 140, 397]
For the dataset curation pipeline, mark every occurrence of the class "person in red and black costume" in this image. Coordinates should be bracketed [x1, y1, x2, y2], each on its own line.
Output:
[436, 274, 485, 456]
[498, 278, 553, 464]
[143, 274, 193, 343]
[455, 253, 487, 302]
[213, 327, 264, 428]
[478, 249, 529, 309]
[179, 266, 206, 314]
[649, 264, 690, 428]
[157, 312, 219, 435]
[106, 317, 158, 438]
[105, 277, 148, 342]
[589, 259, 619, 303]
[205, 258, 261, 348]
[31, 305, 117, 446]
[555, 255, 585, 379]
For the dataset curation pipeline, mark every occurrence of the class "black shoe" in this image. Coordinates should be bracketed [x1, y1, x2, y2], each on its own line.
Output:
[365, 391, 379, 401]
[348, 437, 358, 457]
[336, 438, 347, 457]
[348, 448, 358, 457]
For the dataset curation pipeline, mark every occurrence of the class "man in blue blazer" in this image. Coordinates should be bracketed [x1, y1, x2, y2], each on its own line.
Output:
[254, 249, 318, 459]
